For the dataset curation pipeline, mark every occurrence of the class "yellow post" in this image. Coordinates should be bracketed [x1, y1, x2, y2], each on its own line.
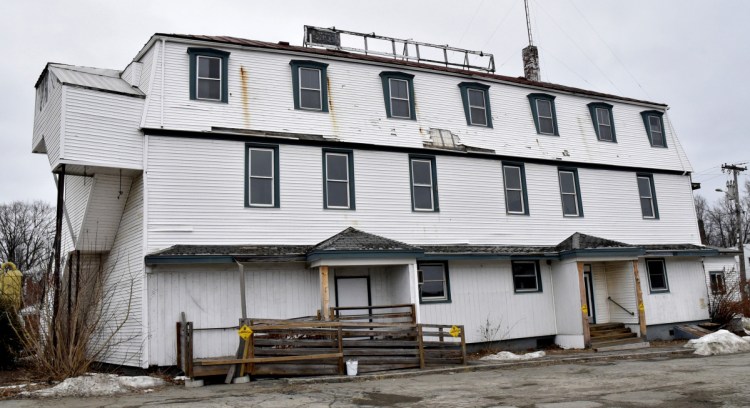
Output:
[1, 262, 22, 309]
[633, 260, 648, 338]
[577, 262, 591, 347]
[320, 266, 330, 320]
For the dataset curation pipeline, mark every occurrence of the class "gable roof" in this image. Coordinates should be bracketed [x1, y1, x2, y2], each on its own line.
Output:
[307, 227, 422, 258]
[147, 33, 667, 108]
[555, 232, 632, 252]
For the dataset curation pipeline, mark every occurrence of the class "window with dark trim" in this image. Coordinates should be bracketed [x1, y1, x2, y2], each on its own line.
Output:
[418, 261, 450, 303]
[641, 110, 667, 148]
[512, 261, 542, 293]
[709, 271, 726, 295]
[289, 60, 329, 112]
[527, 93, 559, 136]
[380, 72, 416, 119]
[636, 174, 659, 219]
[558, 168, 583, 217]
[503, 163, 529, 215]
[323, 149, 355, 210]
[588, 102, 616, 142]
[187, 48, 230, 103]
[458, 82, 492, 127]
[245, 143, 280, 208]
[646, 259, 669, 292]
[409, 156, 439, 212]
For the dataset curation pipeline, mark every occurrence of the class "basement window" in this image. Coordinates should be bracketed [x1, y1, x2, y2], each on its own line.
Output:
[588, 102, 616, 142]
[512, 261, 542, 293]
[188, 48, 230, 103]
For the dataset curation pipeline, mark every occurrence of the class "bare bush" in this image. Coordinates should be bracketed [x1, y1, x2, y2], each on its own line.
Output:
[708, 278, 748, 327]
[476, 316, 519, 353]
[17, 251, 136, 380]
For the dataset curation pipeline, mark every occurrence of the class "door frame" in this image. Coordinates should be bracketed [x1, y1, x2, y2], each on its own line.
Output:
[583, 264, 596, 324]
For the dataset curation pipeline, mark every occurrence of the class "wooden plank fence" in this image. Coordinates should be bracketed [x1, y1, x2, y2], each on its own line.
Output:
[178, 304, 466, 378]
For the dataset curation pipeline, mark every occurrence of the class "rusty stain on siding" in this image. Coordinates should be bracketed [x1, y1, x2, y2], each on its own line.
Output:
[327, 77, 339, 136]
[239, 66, 251, 128]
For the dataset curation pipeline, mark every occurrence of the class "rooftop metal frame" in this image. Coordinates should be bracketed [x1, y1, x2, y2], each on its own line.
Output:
[303, 25, 495, 73]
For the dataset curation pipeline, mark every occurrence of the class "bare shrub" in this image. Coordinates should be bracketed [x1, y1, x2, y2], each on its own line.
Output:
[17, 251, 136, 380]
[476, 316, 519, 353]
[708, 278, 748, 326]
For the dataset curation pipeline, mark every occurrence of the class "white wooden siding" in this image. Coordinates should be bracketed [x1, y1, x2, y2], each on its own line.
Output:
[63, 175, 93, 250]
[78, 174, 132, 252]
[641, 257, 709, 325]
[32, 71, 63, 167]
[138, 45, 157, 94]
[605, 261, 638, 324]
[551, 260, 582, 335]
[145, 136, 701, 253]
[142, 41, 690, 172]
[419, 260, 557, 343]
[96, 176, 145, 367]
[63, 87, 144, 169]
[147, 262, 318, 366]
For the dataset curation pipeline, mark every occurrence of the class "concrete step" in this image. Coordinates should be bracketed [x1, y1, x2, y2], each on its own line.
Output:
[591, 336, 646, 349]
[595, 341, 650, 352]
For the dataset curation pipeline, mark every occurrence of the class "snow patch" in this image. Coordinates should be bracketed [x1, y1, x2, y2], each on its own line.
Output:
[24, 373, 165, 398]
[480, 350, 546, 361]
[684, 329, 750, 356]
[741, 317, 750, 335]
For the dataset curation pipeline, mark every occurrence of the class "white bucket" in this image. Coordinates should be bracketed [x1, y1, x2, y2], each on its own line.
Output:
[346, 359, 358, 376]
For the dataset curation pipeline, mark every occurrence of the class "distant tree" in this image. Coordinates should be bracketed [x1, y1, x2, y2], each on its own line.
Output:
[0, 201, 54, 306]
[695, 179, 750, 248]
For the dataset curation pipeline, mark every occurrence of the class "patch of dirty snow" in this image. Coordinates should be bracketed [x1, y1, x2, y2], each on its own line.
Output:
[742, 317, 750, 335]
[684, 329, 750, 356]
[23, 373, 165, 398]
[480, 350, 546, 361]
[173, 375, 188, 381]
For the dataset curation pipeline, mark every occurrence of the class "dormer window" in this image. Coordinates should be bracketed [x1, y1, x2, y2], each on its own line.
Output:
[187, 48, 230, 103]
[380, 72, 416, 120]
[527, 93, 559, 136]
[641, 110, 667, 148]
[458, 82, 493, 127]
[289, 60, 329, 112]
[588, 102, 616, 142]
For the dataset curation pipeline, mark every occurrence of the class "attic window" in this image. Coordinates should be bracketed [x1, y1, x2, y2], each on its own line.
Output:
[588, 102, 616, 142]
[187, 48, 230, 103]
[641, 110, 667, 148]
[289, 60, 329, 112]
[458, 82, 493, 127]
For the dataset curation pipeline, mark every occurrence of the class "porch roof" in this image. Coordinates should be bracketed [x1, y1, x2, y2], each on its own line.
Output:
[144, 230, 721, 265]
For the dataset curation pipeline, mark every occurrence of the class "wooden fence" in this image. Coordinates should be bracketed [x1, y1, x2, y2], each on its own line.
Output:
[177, 304, 466, 378]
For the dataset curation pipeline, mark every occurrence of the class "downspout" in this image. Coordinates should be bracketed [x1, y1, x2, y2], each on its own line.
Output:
[160, 38, 166, 129]
[235, 259, 247, 319]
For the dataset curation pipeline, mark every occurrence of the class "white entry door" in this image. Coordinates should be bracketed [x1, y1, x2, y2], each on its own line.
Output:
[335, 277, 371, 318]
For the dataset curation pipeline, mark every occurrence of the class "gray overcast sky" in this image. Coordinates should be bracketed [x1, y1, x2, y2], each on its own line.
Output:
[1, 0, 748, 205]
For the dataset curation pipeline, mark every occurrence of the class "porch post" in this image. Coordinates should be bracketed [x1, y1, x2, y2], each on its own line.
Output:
[319, 265, 330, 320]
[577, 262, 591, 347]
[632, 260, 647, 338]
[408, 262, 421, 323]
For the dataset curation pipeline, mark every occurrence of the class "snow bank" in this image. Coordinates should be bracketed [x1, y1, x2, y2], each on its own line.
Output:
[741, 317, 750, 335]
[480, 350, 546, 361]
[684, 329, 750, 356]
[25, 373, 165, 398]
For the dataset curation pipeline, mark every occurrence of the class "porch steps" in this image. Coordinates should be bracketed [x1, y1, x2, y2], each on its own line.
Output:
[590, 323, 649, 352]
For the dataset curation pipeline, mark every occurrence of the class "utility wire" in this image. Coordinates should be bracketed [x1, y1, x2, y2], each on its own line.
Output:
[531, 0, 623, 94]
[538, 46, 595, 87]
[458, 0, 486, 46]
[566, 0, 652, 100]
[480, 1, 520, 51]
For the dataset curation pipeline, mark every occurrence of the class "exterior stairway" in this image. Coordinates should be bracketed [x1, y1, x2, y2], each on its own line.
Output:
[589, 322, 649, 352]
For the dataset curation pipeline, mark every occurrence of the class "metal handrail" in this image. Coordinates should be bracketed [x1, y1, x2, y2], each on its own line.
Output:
[607, 297, 635, 316]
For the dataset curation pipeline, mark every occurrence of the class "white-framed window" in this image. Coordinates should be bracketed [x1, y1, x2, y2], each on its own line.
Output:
[299, 67, 323, 110]
[649, 115, 665, 147]
[324, 151, 352, 209]
[512, 261, 542, 293]
[595, 107, 613, 141]
[389, 78, 411, 118]
[468, 88, 488, 126]
[418, 262, 449, 302]
[248, 147, 275, 207]
[536, 99, 555, 135]
[503, 164, 527, 215]
[196, 55, 222, 101]
[558, 170, 580, 217]
[637, 175, 657, 219]
[646, 259, 669, 292]
[410, 157, 437, 211]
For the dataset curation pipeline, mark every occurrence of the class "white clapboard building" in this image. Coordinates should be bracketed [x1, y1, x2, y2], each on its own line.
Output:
[32, 27, 738, 368]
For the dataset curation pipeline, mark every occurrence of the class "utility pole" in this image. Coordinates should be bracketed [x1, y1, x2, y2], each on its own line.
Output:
[722, 163, 748, 311]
